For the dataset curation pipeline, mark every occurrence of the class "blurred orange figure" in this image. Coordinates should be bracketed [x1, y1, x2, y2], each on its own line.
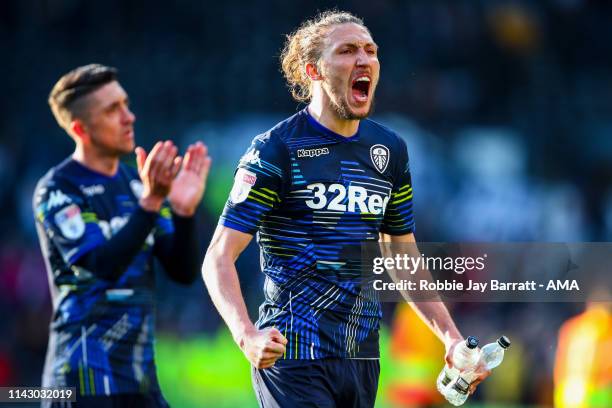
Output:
[554, 300, 611, 408]
[385, 303, 446, 407]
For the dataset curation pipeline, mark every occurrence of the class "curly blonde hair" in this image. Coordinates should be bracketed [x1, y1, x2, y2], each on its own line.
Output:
[280, 10, 367, 102]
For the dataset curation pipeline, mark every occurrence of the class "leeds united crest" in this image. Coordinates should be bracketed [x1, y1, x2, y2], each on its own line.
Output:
[370, 144, 390, 173]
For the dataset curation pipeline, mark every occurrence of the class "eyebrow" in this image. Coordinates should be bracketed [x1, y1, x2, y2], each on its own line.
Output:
[337, 41, 378, 50]
[102, 96, 129, 112]
[103, 101, 120, 112]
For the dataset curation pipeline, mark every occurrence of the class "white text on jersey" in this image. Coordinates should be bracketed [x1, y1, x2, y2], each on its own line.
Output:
[305, 183, 389, 214]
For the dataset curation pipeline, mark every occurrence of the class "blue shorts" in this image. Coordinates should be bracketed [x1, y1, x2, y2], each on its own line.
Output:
[252, 359, 380, 408]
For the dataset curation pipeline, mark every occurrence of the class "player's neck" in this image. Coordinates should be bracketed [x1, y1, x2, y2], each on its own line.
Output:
[308, 103, 359, 137]
[72, 145, 120, 177]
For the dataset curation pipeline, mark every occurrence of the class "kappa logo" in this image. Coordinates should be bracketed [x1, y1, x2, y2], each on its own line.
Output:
[47, 190, 72, 210]
[370, 144, 390, 173]
[240, 149, 262, 167]
[297, 147, 330, 158]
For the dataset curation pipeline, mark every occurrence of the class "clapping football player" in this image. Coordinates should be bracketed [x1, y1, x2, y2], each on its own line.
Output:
[34, 64, 210, 407]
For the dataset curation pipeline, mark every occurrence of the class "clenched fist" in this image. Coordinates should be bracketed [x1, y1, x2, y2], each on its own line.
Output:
[238, 327, 288, 369]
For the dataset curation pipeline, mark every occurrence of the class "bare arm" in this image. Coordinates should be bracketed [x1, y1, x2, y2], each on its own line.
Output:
[379, 232, 463, 352]
[203, 225, 287, 368]
[380, 231, 490, 391]
[203, 225, 255, 342]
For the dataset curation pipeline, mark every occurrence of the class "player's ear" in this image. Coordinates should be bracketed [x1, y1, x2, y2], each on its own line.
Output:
[69, 119, 88, 142]
[306, 63, 322, 81]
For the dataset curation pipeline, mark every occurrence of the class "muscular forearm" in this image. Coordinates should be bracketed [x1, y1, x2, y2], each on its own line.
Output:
[401, 244, 462, 344]
[380, 232, 463, 346]
[202, 227, 287, 369]
[202, 247, 255, 345]
[392, 263, 463, 345]
[407, 301, 462, 344]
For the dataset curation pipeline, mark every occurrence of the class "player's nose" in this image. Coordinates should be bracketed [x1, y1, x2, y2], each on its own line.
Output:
[122, 105, 136, 124]
[355, 48, 369, 66]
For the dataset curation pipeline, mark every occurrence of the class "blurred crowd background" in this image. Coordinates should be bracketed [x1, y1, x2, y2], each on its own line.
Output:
[1, 1, 611, 407]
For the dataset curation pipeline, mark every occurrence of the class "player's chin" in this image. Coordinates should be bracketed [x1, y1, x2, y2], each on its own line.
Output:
[346, 101, 372, 119]
[351, 107, 371, 119]
[346, 95, 374, 119]
[118, 141, 136, 155]
[121, 131, 135, 151]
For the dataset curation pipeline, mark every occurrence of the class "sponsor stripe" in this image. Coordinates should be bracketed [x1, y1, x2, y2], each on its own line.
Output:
[78, 363, 85, 395]
[246, 194, 273, 207]
[89, 368, 96, 395]
[249, 189, 277, 202]
[391, 193, 413, 205]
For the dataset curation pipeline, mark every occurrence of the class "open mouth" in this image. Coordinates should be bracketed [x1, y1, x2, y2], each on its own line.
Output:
[351, 76, 371, 103]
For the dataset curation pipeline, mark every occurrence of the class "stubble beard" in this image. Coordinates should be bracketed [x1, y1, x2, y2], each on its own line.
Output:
[326, 81, 375, 120]
[90, 132, 133, 158]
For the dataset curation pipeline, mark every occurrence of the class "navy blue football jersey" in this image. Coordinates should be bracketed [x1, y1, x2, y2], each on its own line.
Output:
[220, 109, 415, 359]
[33, 158, 173, 395]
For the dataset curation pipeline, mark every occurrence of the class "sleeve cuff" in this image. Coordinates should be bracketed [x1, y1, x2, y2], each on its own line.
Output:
[379, 225, 415, 236]
[219, 218, 257, 235]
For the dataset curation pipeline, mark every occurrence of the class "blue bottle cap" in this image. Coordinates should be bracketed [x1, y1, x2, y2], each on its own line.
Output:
[466, 336, 479, 349]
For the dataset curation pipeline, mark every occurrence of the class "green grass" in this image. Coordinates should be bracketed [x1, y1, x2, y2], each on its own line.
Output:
[157, 330, 256, 407]
[156, 329, 546, 408]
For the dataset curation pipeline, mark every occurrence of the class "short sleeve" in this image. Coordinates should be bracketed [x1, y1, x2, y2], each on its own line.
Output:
[380, 137, 415, 235]
[33, 176, 106, 265]
[219, 133, 289, 235]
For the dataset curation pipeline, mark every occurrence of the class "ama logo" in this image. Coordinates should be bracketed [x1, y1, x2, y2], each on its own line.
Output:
[370, 144, 389, 173]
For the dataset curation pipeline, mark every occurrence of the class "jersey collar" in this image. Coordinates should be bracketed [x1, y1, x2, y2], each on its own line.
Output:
[68, 157, 122, 181]
[303, 108, 361, 143]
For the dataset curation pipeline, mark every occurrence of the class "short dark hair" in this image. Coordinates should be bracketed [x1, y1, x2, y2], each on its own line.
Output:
[48, 64, 118, 129]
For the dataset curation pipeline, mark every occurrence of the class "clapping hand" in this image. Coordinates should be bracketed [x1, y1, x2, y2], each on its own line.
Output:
[135, 140, 181, 212]
[168, 141, 211, 216]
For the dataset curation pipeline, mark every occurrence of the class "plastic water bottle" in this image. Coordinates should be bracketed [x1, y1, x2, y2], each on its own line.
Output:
[447, 336, 511, 406]
[436, 336, 480, 397]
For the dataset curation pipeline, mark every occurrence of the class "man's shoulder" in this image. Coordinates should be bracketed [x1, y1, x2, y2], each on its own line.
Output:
[361, 118, 410, 164]
[361, 118, 403, 145]
[32, 159, 84, 220]
[255, 109, 306, 146]
[34, 158, 78, 197]
[246, 112, 308, 161]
